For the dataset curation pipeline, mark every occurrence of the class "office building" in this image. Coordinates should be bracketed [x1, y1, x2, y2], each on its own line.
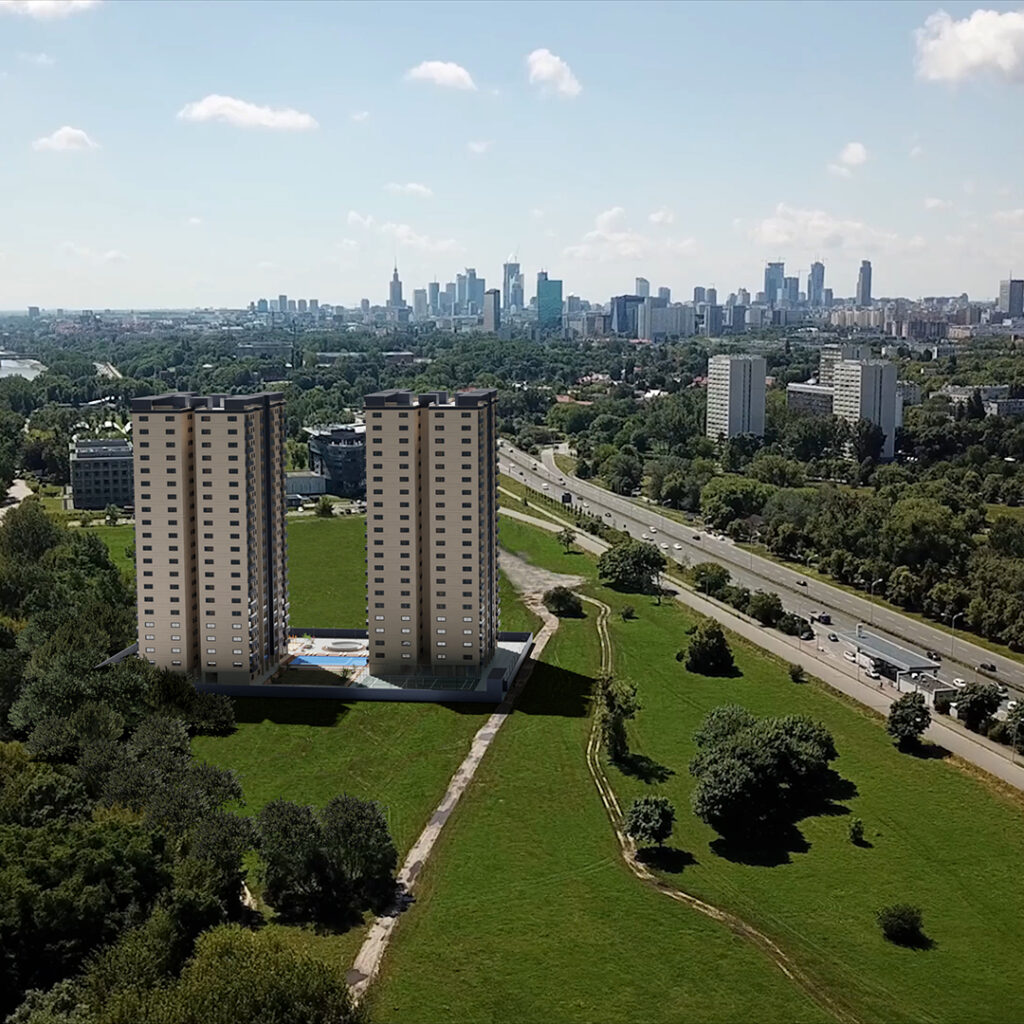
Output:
[808, 261, 825, 307]
[70, 437, 134, 510]
[306, 422, 366, 497]
[638, 299, 695, 341]
[706, 355, 766, 440]
[736, 287, 750, 306]
[464, 268, 484, 313]
[363, 388, 499, 676]
[287, 300, 297, 313]
[443, 282, 456, 315]
[693, 286, 706, 304]
[833, 360, 897, 459]
[483, 289, 501, 332]
[502, 261, 520, 312]
[309, 299, 319, 314]
[297, 299, 308, 313]
[131, 392, 288, 684]
[703, 304, 723, 337]
[706, 287, 718, 306]
[456, 273, 468, 313]
[413, 289, 428, 319]
[819, 343, 872, 387]
[610, 294, 644, 336]
[537, 271, 563, 330]
[256, 298, 269, 313]
[728, 304, 747, 332]
[856, 260, 872, 307]
[998, 278, 1024, 318]
[764, 262, 785, 307]
[786, 382, 834, 417]
[782, 276, 799, 306]
[428, 281, 440, 315]
[635, 277, 650, 298]
[657, 287, 671, 302]
[388, 266, 404, 309]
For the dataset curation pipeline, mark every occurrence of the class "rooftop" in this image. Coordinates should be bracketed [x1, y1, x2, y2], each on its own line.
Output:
[838, 627, 939, 673]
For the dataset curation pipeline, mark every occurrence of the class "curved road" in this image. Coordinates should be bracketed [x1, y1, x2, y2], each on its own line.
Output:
[499, 442, 1024, 698]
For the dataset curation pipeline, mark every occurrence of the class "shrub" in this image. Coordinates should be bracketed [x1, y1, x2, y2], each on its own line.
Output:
[542, 586, 583, 618]
[620, 605, 635, 621]
[624, 796, 675, 848]
[313, 496, 334, 518]
[987, 720, 1010, 745]
[934, 696, 951, 716]
[685, 619, 735, 675]
[788, 663, 805, 684]
[188, 693, 236, 736]
[876, 904, 925, 946]
[849, 817, 865, 845]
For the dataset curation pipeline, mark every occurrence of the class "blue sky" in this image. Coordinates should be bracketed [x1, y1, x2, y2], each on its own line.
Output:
[3, 0, 1024, 309]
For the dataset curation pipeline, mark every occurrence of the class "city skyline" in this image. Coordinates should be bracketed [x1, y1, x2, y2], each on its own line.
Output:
[4, 1, 1024, 307]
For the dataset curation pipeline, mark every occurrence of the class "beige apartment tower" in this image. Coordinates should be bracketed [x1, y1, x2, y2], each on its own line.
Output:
[131, 392, 289, 684]
[364, 388, 499, 677]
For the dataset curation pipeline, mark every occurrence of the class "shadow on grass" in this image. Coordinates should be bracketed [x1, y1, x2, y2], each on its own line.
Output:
[517, 662, 592, 718]
[636, 846, 697, 874]
[617, 752, 675, 784]
[438, 702, 499, 716]
[884, 931, 936, 951]
[903, 740, 951, 760]
[233, 697, 352, 727]
[710, 824, 811, 867]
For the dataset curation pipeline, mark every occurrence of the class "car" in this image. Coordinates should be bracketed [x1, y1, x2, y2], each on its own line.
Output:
[952, 677, 966, 688]
[583, 502, 590, 508]
[796, 579, 807, 587]
[828, 632, 838, 642]
[843, 650, 856, 662]
[979, 662, 997, 673]
[660, 542, 669, 549]
[818, 613, 831, 625]
[541, 483, 549, 490]
[641, 533, 649, 539]
[926, 650, 941, 662]
[997, 684, 1009, 697]
[673, 542, 683, 550]
[650, 526, 658, 532]
[692, 534, 701, 541]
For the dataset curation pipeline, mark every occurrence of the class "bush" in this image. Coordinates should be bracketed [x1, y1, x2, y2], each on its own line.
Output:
[934, 696, 951, 716]
[624, 796, 675, 848]
[876, 904, 925, 946]
[685, 619, 735, 675]
[620, 605, 635, 621]
[987, 720, 1010, 745]
[788, 663, 805, 684]
[542, 586, 583, 618]
[188, 692, 236, 736]
[849, 817, 865, 845]
[313, 496, 334, 518]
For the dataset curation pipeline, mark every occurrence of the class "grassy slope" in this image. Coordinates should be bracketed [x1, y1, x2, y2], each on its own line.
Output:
[371, 619, 826, 1024]
[487, 520, 1024, 1024]
[286, 516, 367, 628]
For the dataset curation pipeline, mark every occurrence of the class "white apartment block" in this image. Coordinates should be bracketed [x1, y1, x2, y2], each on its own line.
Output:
[364, 388, 499, 676]
[833, 360, 898, 460]
[132, 392, 289, 685]
[786, 382, 834, 418]
[705, 354, 766, 440]
[818, 343, 872, 387]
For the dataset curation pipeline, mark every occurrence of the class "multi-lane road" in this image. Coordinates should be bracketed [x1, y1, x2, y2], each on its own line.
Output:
[498, 441, 1024, 698]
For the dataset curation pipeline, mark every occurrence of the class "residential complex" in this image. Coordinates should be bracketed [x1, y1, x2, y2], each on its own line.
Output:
[70, 437, 134, 510]
[705, 354, 766, 440]
[131, 392, 289, 685]
[819, 343, 873, 387]
[833, 359, 898, 459]
[364, 388, 499, 677]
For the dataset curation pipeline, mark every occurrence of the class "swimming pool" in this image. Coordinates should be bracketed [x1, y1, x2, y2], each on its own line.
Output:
[291, 655, 368, 667]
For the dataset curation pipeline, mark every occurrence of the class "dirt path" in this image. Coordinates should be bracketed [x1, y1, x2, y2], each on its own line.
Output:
[346, 591, 561, 1003]
[578, 593, 861, 1024]
[0, 479, 32, 523]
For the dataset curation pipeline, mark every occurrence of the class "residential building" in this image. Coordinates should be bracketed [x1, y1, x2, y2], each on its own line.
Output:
[833, 360, 897, 459]
[131, 392, 289, 684]
[764, 262, 785, 306]
[786, 382, 834, 417]
[896, 380, 922, 408]
[297, 299, 308, 313]
[70, 437, 134, 510]
[705, 354, 766, 440]
[306, 423, 366, 497]
[856, 260, 872, 307]
[278, 294, 288, 316]
[635, 277, 650, 298]
[808, 261, 825, 306]
[998, 278, 1024, 318]
[819, 343, 872, 387]
[363, 388, 499, 676]
[483, 288, 500, 332]
[940, 384, 1010, 405]
[984, 398, 1024, 417]
[536, 271, 563, 330]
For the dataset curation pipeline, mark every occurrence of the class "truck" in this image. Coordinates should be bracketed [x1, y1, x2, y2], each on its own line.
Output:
[857, 651, 880, 678]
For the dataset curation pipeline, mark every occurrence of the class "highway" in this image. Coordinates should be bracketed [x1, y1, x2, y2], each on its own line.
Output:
[498, 441, 1024, 697]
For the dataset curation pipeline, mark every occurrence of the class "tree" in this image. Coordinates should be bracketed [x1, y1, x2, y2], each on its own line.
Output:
[556, 527, 577, 553]
[692, 561, 730, 597]
[876, 904, 926, 947]
[700, 476, 775, 531]
[886, 692, 931, 749]
[851, 419, 885, 463]
[788, 663, 806, 684]
[620, 604, 635, 621]
[685, 619, 735, 675]
[624, 795, 675, 848]
[747, 590, 784, 627]
[593, 674, 640, 762]
[105, 503, 120, 526]
[313, 495, 334, 517]
[543, 586, 583, 617]
[954, 682, 1001, 732]
[597, 539, 666, 593]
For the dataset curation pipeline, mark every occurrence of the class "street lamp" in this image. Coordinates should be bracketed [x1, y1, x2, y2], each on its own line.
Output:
[949, 611, 964, 662]
[867, 578, 883, 628]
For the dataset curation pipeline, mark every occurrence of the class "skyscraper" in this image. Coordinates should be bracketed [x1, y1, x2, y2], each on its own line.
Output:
[693, 286, 706, 304]
[502, 261, 520, 312]
[536, 271, 563, 330]
[782, 277, 799, 306]
[657, 286, 671, 302]
[297, 299, 308, 313]
[464, 268, 484, 313]
[706, 287, 718, 306]
[764, 262, 784, 307]
[483, 288, 500, 332]
[833, 360, 896, 459]
[856, 260, 872, 307]
[456, 273, 468, 314]
[413, 288, 428, 319]
[131, 391, 288, 684]
[635, 277, 650, 298]
[363, 388, 499, 676]
[808, 261, 825, 306]
[703, 304, 723, 337]
[428, 281, 440, 315]
[278, 294, 288, 316]
[705, 355, 766, 440]
[998, 278, 1024, 318]
[388, 266, 404, 308]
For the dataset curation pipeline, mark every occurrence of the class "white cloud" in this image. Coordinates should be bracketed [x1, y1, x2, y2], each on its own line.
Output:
[19, 51, 54, 66]
[58, 241, 126, 264]
[0, 0, 100, 18]
[176, 94, 318, 131]
[992, 208, 1024, 224]
[563, 206, 694, 262]
[923, 197, 952, 210]
[350, 110, 370, 122]
[347, 210, 374, 229]
[827, 141, 868, 177]
[915, 8, 1024, 83]
[336, 238, 359, 251]
[187, 216, 203, 226]
[467, 139, 493, 154]
[827, 163, 852, 178]
[751, 202, 916, 254]
[405, 60, 476, 91]
[526, 47, 582, 97]
[32, 125, 98, 151]
[385, 182, 433, 198]
[347, 210, 458, 253]
[648, 207, 675, 225]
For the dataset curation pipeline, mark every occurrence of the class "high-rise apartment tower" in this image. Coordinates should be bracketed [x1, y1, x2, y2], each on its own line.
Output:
[705, 354, 766, 440]
[131, 392, 288, 684]
[364, 388, 499, 677]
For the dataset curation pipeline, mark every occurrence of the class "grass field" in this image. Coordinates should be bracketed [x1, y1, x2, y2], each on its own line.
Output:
[286, 516, 367, 628]
[374, 517, 1024, 1024]
[91, 523, 135, 577]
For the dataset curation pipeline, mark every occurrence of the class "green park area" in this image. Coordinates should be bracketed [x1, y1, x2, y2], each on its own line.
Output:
[372, 517, 1024, 1024]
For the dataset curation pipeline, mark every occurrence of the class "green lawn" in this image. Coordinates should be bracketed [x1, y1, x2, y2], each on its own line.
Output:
[92, 523, 135, 578]
[450, 517, 1024, 1024]
[552, 451, 577, 475]
[370, 617, 827, 1024]
[286, 516, 367, 628]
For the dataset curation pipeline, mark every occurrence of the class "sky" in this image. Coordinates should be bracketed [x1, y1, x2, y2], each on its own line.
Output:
[3, 0, 1024, 309]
